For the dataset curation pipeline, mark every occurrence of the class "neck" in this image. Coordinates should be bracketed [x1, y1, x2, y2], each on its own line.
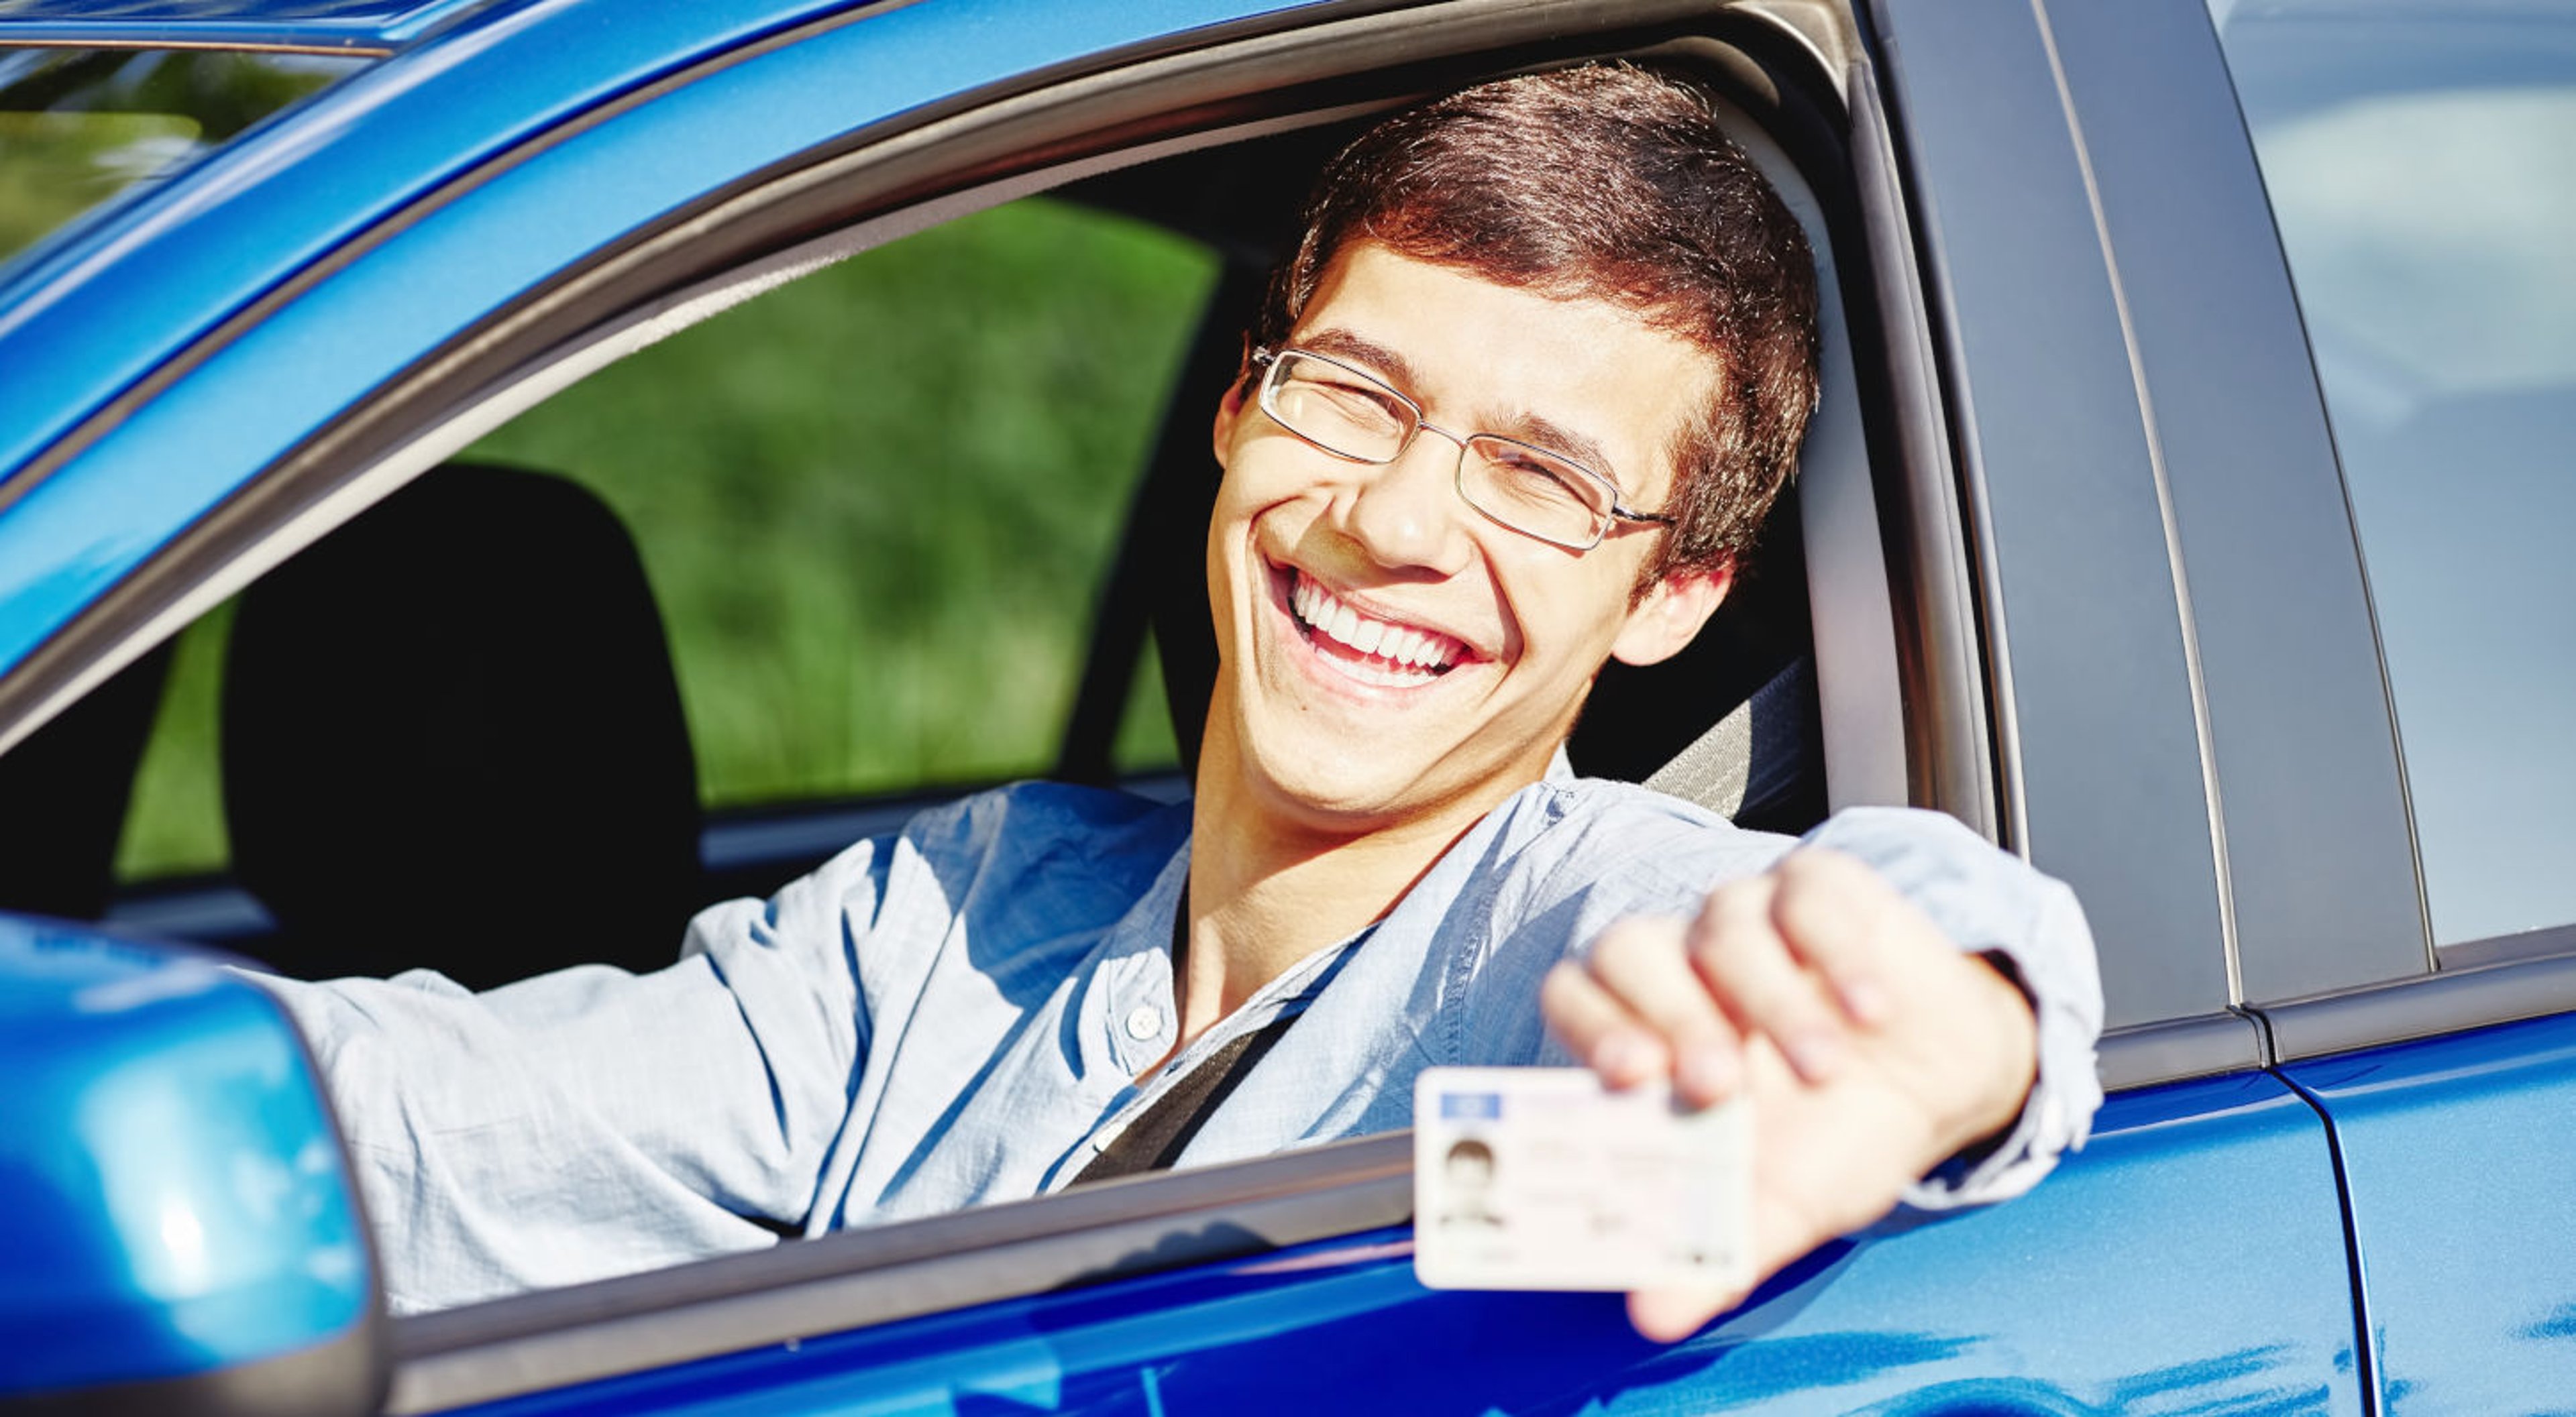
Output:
[1170, 718, 1554, 1051]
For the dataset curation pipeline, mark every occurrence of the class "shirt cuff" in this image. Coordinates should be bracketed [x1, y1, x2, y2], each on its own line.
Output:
[1894, 884, 2104, 1213]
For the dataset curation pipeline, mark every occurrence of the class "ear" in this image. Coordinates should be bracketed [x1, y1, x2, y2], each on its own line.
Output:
[1609, 561, 1733, 667]
[1210, 339, 1254, 466]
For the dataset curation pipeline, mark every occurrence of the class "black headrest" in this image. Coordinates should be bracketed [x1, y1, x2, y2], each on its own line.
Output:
[221, 462, 700, 987]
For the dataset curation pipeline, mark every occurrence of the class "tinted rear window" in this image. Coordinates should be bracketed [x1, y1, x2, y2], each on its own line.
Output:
[2208, 0, 2576, 949]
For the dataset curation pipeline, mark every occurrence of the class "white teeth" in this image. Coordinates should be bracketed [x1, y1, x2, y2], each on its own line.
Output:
[1288, 571, 1462, 676]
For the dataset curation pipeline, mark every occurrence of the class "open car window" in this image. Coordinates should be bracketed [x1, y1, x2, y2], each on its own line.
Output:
[105, 194, 1211, 912]
[0, 11, 1936, 1404]
[75, 74, 1876, 973]
[360, 88, 1876, 1405]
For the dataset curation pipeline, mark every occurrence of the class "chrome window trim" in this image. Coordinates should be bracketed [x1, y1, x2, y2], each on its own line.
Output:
[1839, 56, 1992, 837]
[2259, 951, 2576, 1065]
[2097, 1011, 2265, 1092]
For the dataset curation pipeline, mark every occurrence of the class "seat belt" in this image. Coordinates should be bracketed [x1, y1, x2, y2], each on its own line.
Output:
[1071, 1010, 1299, 1185]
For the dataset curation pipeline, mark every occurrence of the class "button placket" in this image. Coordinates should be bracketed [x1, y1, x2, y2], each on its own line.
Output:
[1099, 938, 1177, 1075]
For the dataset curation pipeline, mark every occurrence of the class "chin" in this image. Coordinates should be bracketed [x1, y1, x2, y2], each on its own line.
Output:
[1233, 736, 1419, 830]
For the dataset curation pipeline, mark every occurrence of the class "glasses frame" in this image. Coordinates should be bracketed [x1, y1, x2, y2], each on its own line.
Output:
[1249, 347, 1677, 552]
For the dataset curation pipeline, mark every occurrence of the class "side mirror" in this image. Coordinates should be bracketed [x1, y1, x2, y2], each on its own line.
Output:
[0, 917, 384, 1416]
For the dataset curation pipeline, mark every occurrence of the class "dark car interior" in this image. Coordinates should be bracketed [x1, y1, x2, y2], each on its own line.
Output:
[0, 89, 1826, 993]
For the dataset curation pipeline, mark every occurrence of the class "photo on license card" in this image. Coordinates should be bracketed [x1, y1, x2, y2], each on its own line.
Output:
[1413, 1066, 1750, 1294]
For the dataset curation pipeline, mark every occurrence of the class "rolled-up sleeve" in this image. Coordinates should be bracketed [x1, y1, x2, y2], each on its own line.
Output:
[246, 831, 890, 1314]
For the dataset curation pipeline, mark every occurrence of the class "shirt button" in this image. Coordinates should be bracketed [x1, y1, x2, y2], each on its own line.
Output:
[1124, 1004, 1165, 1041]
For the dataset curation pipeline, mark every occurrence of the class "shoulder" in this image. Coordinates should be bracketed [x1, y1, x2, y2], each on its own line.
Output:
[706, 779, 1189, 974]
[890, 780, 1191, 901]
[1492, 777, 1794, 909]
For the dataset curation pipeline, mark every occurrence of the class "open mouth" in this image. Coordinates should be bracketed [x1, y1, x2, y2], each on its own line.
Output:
[1283, 568, 1468, 689]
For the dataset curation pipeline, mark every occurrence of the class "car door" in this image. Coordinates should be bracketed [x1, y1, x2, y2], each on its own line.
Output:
[0, 0, 2375, 1412]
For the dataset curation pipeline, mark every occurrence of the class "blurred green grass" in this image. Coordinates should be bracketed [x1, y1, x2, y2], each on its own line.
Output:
[115, 196, 1217, 879]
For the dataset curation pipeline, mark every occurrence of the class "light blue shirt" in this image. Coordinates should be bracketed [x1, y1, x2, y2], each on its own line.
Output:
[258, 777, 2104, 1314]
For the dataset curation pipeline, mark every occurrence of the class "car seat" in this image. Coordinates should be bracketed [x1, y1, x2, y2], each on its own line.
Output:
[220, 461, 702, 988]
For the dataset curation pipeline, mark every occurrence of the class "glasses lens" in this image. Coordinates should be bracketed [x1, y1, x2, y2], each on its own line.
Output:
[1264, 352, 1413, 461]
[1458, 437, 1615, 549]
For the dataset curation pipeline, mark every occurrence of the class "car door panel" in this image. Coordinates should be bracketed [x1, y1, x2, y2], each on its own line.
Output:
[2288, 1013, 2576, 1413]
[429, 1074, 2362, 1415]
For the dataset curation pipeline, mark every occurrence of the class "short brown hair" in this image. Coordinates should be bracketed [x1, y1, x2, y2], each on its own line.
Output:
[1254, 64, 1820, 587]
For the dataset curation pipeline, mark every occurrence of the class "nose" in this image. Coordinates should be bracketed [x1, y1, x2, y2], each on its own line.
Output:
[1338, 422, 1474, 576]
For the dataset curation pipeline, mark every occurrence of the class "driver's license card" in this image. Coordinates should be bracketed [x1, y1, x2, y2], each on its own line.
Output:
[1412, 1066, 1750, 1292]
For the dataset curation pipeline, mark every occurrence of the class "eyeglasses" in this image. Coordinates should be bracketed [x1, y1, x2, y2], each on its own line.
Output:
[1251, 347, 1676, 552]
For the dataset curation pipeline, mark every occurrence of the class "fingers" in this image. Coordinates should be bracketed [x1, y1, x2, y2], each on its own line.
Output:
[1564, 852, 2014, 1347]
[1547, 849, 1912, 1102]
[1545, 917, 1750, 1104]
[1540, 955, 1662, 1090]
[1767, 849, 1904, 1027]
[1685, 874, 1851, 1086]
[1685, 850, 1908, 1086]
[1539, 919, 1678, 1090]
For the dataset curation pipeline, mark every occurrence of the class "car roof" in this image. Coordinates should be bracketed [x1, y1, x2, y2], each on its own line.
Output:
[0, 0, 502, 53]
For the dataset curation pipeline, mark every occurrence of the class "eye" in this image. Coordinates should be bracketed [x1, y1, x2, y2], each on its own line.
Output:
[1485, 447, 1593, 506]
[1295, 370, 1406, 422]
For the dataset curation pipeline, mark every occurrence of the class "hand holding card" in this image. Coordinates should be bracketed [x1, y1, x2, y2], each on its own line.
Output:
[1534, 847, 2040, 1341]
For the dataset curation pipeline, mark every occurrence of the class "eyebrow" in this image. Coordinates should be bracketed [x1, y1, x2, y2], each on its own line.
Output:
[1292, 327, 1629, 490]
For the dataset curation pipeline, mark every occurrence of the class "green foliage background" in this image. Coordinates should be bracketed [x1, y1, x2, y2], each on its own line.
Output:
[115, 199, 1217, 878]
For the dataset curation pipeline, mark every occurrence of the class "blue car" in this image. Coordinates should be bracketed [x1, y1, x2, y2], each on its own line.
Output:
[4, 0, 2571, 1412]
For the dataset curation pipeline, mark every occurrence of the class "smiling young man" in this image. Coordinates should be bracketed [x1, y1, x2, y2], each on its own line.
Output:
[258, 64, 2103, 1335]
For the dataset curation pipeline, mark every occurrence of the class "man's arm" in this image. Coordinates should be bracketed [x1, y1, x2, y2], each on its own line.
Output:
[248, 830, 888, 1312]
[1540, 809, 2103, 1341]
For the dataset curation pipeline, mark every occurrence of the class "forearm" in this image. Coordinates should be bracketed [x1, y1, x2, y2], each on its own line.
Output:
[246, 950, 852, 1312]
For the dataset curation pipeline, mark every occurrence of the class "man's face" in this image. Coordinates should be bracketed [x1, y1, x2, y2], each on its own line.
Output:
[1203, 241, 1732, 840]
